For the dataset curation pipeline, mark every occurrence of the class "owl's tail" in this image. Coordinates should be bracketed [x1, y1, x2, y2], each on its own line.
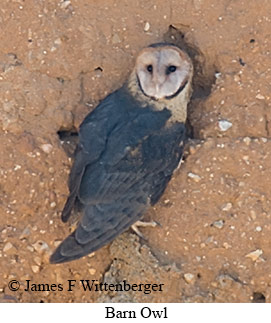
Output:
[50, 202, 144, 264]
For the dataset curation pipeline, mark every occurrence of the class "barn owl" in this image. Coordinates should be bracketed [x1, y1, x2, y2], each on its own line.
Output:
[50, 43, 193, 263]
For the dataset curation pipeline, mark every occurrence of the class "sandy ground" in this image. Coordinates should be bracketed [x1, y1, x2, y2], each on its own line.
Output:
[1, 0, 271, 303]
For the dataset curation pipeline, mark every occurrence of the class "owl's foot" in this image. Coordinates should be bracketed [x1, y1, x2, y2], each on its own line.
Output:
[131, 220, 160, 239]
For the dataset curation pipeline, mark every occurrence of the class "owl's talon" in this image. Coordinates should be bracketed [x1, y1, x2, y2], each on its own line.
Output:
[131, 220, 158, 239]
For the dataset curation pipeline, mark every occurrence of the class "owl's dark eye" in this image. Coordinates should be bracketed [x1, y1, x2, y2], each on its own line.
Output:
[146, 65, 153, 73]
[167, 65, 177, 74]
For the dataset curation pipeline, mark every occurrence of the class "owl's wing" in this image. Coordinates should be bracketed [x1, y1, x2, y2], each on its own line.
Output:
[61, 92, 123, 222]
[61, 88, 171, 222]
[50, 116, 186, 264]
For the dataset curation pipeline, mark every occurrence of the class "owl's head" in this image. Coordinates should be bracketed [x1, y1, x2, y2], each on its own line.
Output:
[135, 44, 193, 101]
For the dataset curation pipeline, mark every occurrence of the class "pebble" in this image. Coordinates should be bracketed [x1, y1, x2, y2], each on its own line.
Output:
[31, 265, 40, 274]
[223, 242, 231, 249]
[50, 202, 56, 208]
[222, 203, 232, 212]
[144, 22, 150, 32]
[234, 74, 241, 82]
[40, 144, 53, 154]
[88, 268, 96, 275]
[256, 94, 265, 100]
[32, 240, 49, 254]
[19, 227, 31, 240]
[88, 252, 95, 258]
[60, 0, 71, 9]
[245, 249, 263, 261]
[218, 120, 232, 132]
[187, 172, 201, 182]
[184, 273, 195, 284]
[243, 137, 251, 145]
[3, 242, 14, 253]
[212, 220, 224, 229]
[14, 165, 21, 171]
[48, 167, 54, 174]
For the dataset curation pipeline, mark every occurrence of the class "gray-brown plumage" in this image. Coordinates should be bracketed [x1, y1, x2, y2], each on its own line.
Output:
[50, 43, 193, 264]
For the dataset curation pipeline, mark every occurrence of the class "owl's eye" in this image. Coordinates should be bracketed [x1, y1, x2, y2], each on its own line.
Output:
[146, 65, 153, 73]
[167, 65, 177, 74]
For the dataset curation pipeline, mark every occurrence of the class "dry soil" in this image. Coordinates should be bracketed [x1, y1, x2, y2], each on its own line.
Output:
[1, 0, 271, 303]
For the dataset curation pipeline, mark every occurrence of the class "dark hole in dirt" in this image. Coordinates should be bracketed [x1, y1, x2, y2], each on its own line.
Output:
[164, 25, 215, 100]
[57, 77, 65, 84]
[252, 292, 266, 303]
[250, 38, 255, 43]
[239, 58, 246, 66]
[57, 129, 78, 157]
[95, 66, 103, 72]
[164, 25, 216, 140]
[197, 273, 201, 279]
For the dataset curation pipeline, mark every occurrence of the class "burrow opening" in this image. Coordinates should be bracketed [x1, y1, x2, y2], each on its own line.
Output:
[163, 25, 217, 140]
[57, 129, 78, 157]
[252, 292, 266, 303]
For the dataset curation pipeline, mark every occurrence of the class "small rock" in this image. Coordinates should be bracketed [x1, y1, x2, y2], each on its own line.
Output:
[50, 202, 56, 208]
[255, 226, 262, 232]
[223, 242, 231, 249]
[184, 273, 195, 284]
[218, 120, 232, 132]
[40, 144, 53, 154]
[212, 220, 224, 229]
[19, 227, 31, 240]
[32, 240, 49, 254]
[243, 137, 251, 145]
[60, 0, 71, 9]
[48, 167, 54, 174]
[187, 172, 201, 182]
[245, 249, 263, 261]
[242, 155, 249, 164]
[222, 203, 232, 212]
[88, 268, 96, 275]
[31, 265, 40, 273]
[144, 22, 150, 32]
[14, 165, 21, 171]
[256, 94, 265, 100]
[234, 74, 240, 82]
[3, 242, 14, 253]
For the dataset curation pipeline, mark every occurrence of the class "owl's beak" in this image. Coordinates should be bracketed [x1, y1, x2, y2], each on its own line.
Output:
[155, 84, 160, 94]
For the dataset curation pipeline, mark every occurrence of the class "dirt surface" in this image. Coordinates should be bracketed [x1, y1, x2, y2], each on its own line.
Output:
[1, 0, 271, 303]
